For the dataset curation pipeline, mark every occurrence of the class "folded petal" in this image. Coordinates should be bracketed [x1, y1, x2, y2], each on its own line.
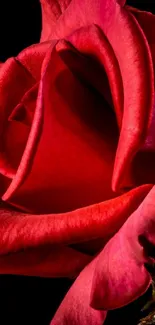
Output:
[67, 25, 123, 127]
[0, 185, 151, 262]
[9, 84, 38, 127]
[17, 41, 51, 80]
[91, 185, 155, 310]
[109, 8, 154, 191]
[128, 6, 155, 65]
[0, 58, 35, 180]
[40, 0, 154, 192]
[124, 7, 155, 186]
[1, 85, 39, 181]
[3, 35, 118, 213]
[0, 42, 50, 185]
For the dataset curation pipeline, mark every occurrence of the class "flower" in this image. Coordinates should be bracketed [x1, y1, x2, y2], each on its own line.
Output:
[0, 0, 155, 324]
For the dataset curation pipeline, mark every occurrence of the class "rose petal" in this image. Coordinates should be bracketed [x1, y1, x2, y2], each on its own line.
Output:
[0, 245, 91, 278]
[0, 58, 35, 179]
[0, 43, 50, 175]
[109, 8, 154, 191]
[40, 0, 154, 192]
[42, 0, 117, 40]
[40, 0, 72, 41]
[66, 25, 123, 127]
[50, 259, 106, 325]
[91, 185, 155, 310]
[121, 8, 155, 185]
[0, 185, 151, 259]
[1, 85, 39, 178]
[3, 35, 118, 213]
[9, 83, 38, 126]
[117, 0, 126, 5]
[2, 121, 30, 178]
[17, 41, 51, 80]
[128, 7, 155, 64]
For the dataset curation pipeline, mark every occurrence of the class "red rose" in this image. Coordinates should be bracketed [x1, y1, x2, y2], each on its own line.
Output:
[0, 0, 155, 324]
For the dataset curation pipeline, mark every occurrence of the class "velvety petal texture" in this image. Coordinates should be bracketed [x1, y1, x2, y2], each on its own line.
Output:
[51, 185, 155, 324]
[0, 185, 151, 276]
[0, 42, 50, 194]
[51, 260, 107, 325]
[91, 185, 155, 310]
[0, 245, 91, 278]
[127, 7, 155, 185]
[0, 0, 155, 324]
[40, 0, 155, 192]
[2, 28, 119, 213]
[40, 0, 72, 41]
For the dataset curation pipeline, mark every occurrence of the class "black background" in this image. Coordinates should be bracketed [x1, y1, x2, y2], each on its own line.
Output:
[0, 1, 154, 324]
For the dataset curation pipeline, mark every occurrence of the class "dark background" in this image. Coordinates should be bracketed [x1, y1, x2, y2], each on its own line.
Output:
[0, 1, 154, 324]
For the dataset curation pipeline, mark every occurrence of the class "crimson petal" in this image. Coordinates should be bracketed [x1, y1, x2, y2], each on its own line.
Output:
[40, 0, 72, 41]
[0, 185, 151, 276]
[50, 259, 106, 325]
[91, 186, 155, 310]
[17, 41, 51, 80]
[3, 34, 118, 213]
[125, 7, 155, 186]
[40, 0, 154, 192]
[0, 58, 34, 180]
[0, 244, 91, 278]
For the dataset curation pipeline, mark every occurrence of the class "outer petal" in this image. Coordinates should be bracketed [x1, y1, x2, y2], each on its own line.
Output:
[50, 259, 106, 325]
[91, 185, 155, 310]
[42, 0, 117, 40]
[40, 0, 72, 41]
[0, 185, 151, 276]
[109, 8, 154, 191]
[128, 7, 155, 66]
[0, 245, 91, 278]
[125, 7, 155, 185]
[40, 0, 126, 42]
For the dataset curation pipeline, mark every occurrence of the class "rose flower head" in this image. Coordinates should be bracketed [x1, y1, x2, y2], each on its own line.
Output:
[0, 0, 155, 324]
